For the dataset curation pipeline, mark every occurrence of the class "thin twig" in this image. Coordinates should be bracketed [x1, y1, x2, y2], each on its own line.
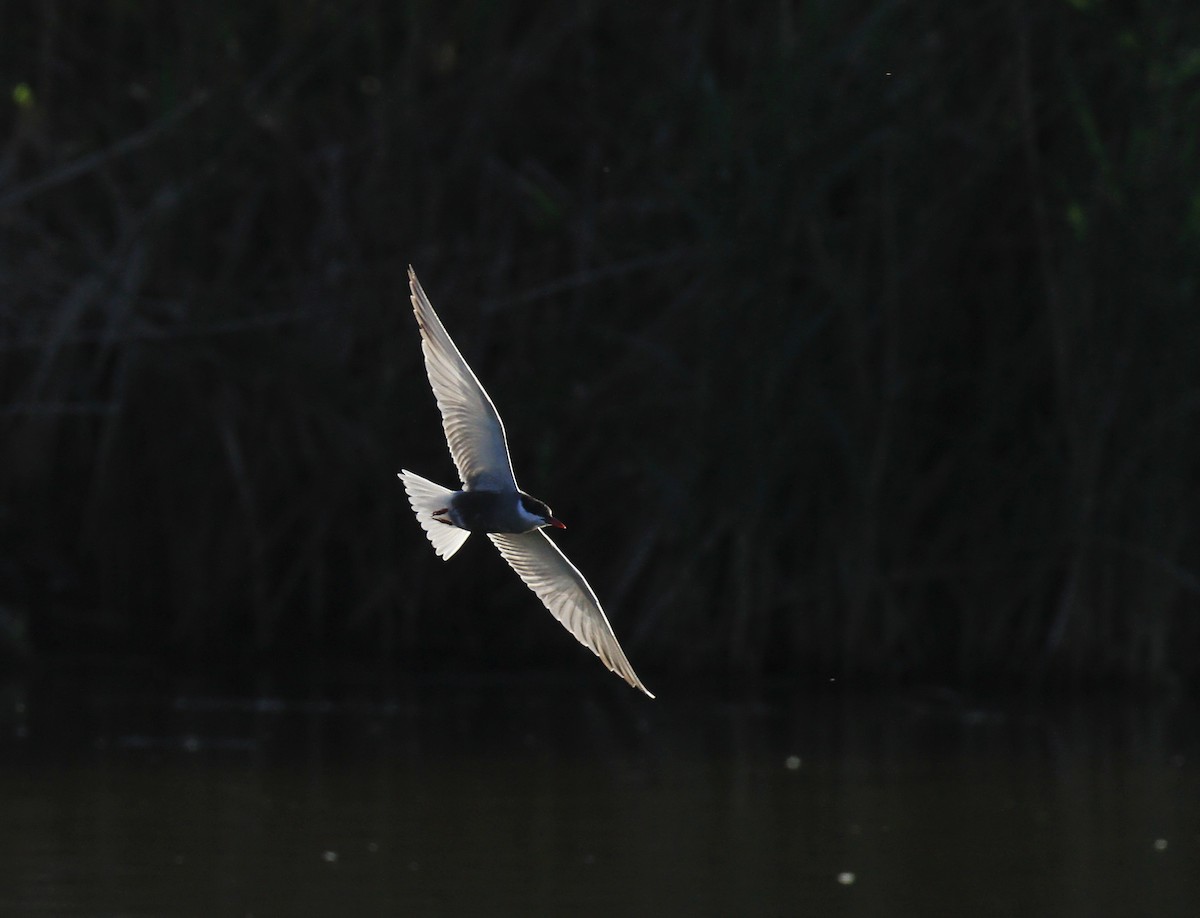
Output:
[0, 92, 209, 211]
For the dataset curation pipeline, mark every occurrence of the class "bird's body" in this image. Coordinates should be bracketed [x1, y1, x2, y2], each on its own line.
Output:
[400, 268, 653, 697]
[437, 489, 562, 534]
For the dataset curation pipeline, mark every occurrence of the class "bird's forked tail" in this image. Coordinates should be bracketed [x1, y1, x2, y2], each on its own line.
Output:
[399, 470, 471, 559]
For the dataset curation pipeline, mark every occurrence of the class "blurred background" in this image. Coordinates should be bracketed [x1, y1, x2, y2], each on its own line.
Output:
[3, 4, 1200, 914]
[3, 0, 1198, 688]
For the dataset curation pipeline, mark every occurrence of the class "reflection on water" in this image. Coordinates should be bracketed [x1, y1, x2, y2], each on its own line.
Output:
[2, 667, 1197, 917]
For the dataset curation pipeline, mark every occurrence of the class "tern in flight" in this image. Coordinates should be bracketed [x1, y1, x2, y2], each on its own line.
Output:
[399, 268, 653, 697]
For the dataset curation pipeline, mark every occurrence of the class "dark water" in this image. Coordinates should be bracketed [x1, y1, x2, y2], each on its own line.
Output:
[2, 666, 1197, 917]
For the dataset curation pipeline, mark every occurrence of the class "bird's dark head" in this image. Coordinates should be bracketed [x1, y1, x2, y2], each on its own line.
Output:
[519, 493, 566, 530]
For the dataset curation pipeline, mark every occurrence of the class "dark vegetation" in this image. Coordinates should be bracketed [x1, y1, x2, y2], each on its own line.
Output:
[3, 1, 1198, 689]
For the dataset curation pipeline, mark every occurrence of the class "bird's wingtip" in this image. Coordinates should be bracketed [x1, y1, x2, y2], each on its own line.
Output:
[627, 673, 655, 698]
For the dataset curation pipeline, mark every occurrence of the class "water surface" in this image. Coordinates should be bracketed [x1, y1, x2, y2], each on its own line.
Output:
[2, 668, 1196, 916]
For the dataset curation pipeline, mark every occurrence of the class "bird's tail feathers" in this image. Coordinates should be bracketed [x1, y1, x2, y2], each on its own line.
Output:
[399, 470, 471, 559]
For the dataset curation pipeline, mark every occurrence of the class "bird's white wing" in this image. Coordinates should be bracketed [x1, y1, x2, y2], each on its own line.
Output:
[488, 531, 654, 697]
[409, 267, 517, 491]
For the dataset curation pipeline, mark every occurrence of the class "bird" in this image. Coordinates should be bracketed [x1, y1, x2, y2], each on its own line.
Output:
[399, 267, 653, 697]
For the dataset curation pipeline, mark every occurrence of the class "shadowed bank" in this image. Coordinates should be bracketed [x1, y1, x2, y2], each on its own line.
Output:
[2, 2, 1199, 687]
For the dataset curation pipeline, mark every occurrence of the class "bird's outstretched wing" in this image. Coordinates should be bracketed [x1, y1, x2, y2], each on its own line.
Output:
[409, 267, 517, 491]
[488, 531, 654, 697]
